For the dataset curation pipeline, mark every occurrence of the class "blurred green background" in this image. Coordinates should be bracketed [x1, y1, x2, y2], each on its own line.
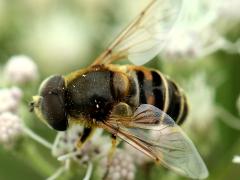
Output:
[0, 0, 240, 179]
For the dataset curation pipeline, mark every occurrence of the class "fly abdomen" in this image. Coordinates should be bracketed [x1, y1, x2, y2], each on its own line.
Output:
[165, 79, 188, 125]
[130, 66, 188, 125]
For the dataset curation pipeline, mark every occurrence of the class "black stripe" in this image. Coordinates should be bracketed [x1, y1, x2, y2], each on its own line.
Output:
[153, 88, 164, 110]
[177, 95, 188, 125]
[166, 80, 181, 122]
[151, 71, 162, 87]
[136, 71, 147, 104]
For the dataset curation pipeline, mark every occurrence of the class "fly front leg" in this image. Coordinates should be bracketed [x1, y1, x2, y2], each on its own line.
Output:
[76, 127, 95, 149]
[56, 127, 95, 162]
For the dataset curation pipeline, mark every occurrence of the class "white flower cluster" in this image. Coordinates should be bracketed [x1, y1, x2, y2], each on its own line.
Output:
[52, 125, 83, 158]
[49, 126, 112, 180]
[0, 55, 44, 148]
[51, 125, 136, 180]
[0, 87, 23, 147]
[4, 55, 38, 84]
[0, 112, 22, 146]
[0, 87, 22, 113]
[102, 149, 136, 180]
[52, 126, 111, 164]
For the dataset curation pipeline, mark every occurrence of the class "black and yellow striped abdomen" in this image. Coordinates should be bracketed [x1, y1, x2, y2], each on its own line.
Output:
[127, 66, 188, 125]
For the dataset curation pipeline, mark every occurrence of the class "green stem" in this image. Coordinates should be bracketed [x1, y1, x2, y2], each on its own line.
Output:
[216, 106, 240, 130]
[22, 125, 53, 149]
[15, 141, 58, 178]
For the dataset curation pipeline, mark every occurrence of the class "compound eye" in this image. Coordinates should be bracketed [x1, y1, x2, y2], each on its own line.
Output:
[39, 75, 68, 131]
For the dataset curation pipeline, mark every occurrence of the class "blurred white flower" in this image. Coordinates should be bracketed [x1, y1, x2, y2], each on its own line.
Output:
[0, 112, 23, 147]
[160, 0, 240, 60]
[102, 149, 136, 180]
[218, 0, 240, 20]
[233, 155, 240, 164]
[181, 72, 218, 157]
[164, 29, 239, 60]
[0, 87, 22, 113]
[160, 0, 219, 60]
[23, 13, 90, 74]
[162, 28, 205, 59]
[177, 0, 218, 30]
[183, 72, 216, 134]
[9, 87, 22, 101]
[4, 55, 38, 84]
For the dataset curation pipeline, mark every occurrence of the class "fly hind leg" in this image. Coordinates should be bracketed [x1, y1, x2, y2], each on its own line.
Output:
[103, 134, 118, 180]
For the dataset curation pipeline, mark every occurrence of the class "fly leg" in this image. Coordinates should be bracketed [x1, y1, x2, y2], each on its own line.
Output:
[103, 134, 118, 180]
[76, 127, 94, 149]
[109, 134, 117, 164]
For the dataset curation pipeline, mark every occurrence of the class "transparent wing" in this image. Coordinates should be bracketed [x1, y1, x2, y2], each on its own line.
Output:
[103, 104, 208, 179]
[92, 0, 183, 66]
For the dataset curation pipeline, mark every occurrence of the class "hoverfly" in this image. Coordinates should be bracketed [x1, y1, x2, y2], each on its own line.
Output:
[30, 0, 209, 178]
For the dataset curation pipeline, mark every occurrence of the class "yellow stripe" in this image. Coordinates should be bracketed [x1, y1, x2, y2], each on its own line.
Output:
[176, 91, 184, 124]
[158, 72, 169, 113]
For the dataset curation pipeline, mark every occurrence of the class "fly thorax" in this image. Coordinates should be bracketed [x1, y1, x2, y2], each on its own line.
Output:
[65, 70, 115, 121]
